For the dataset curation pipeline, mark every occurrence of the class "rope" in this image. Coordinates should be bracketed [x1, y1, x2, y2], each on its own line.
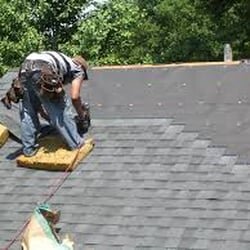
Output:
[1, 220, 30, 250]
[43, 147, 81, 203]
[2, 85, 93, 249]
[1, 147, 82, 250]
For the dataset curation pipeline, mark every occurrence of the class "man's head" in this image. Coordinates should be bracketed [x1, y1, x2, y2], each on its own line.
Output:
[72, 56, 89, 80]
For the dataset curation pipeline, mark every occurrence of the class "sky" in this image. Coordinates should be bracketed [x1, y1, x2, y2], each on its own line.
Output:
[84, 0, 108, 14]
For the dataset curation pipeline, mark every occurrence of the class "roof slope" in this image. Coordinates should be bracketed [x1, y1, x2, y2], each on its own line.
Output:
[2, 118, 250, 250]
[1, 63, 250, 249]
[86, 63, 250, 162]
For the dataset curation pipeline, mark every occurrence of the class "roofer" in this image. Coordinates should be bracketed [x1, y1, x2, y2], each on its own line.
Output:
[18, 51, 89, 157]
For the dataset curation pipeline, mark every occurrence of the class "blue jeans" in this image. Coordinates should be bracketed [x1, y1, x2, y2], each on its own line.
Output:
[19, 70, 84, 156]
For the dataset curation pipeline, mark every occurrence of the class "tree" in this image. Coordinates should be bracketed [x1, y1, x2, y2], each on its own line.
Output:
[149, 0, 220, 62]
[63, 0, 222, 64]
[29, 0, 89, 50]
[1, 0, 250, 74]
[194, 0, 250, 59]
[60, 0, 151, 65]
[0, 0, 43, 76]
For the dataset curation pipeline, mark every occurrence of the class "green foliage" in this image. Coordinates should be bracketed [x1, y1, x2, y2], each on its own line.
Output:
[193, 0, 236, 16]
[60, 0, 151, 65]
[0, 0, 43, 76]
[0, 0, 89, 76]
[29, 0, 89, 50]
[153, 0, 220, 62]
[62, 0, 221, 65]
[194, 0, 250, 59]
[1, 0, 250, 75]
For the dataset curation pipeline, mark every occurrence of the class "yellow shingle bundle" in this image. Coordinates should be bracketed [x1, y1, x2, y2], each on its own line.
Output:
[16, 137, 95, 171]
[0, 123, 9, 148]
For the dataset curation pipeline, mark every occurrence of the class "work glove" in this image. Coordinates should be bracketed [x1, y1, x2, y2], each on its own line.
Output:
[75, 102, 91, 135]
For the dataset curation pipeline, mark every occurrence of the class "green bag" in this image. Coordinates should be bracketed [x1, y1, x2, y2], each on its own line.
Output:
[21, 204, 74, 250]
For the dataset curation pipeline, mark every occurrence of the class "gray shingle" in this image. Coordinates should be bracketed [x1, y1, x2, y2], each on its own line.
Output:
[2, 64, 250, 249]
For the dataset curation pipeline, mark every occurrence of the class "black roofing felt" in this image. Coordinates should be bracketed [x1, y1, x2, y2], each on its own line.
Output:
[1, 63, 250, 249]
[86, 63, 250, 162]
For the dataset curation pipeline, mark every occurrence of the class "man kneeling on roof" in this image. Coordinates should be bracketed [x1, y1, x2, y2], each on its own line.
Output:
[17, 51, 89, 157]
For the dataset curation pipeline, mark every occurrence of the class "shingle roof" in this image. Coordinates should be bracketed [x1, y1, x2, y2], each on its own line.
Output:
[1, 63, 250, 250]
[86, 63, 250, 162]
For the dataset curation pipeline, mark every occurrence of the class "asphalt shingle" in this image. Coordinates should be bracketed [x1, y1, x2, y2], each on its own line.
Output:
[1, 64, 250, 249]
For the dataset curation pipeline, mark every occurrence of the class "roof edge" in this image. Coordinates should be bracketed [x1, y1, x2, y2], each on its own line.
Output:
[92, 61, 240, 70]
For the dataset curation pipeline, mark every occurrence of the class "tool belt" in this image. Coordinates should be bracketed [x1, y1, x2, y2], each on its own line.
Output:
[21, 60, 65, 100]
[1, 77, 24, 109]
[38, 66, 64, 100]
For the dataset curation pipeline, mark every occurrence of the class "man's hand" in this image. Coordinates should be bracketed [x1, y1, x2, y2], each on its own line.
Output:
[74, 103, 91, 135]
[75, 116, 89, 135]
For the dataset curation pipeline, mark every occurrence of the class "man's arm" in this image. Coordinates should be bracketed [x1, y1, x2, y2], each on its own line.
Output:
[71, 76, 85, 119]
